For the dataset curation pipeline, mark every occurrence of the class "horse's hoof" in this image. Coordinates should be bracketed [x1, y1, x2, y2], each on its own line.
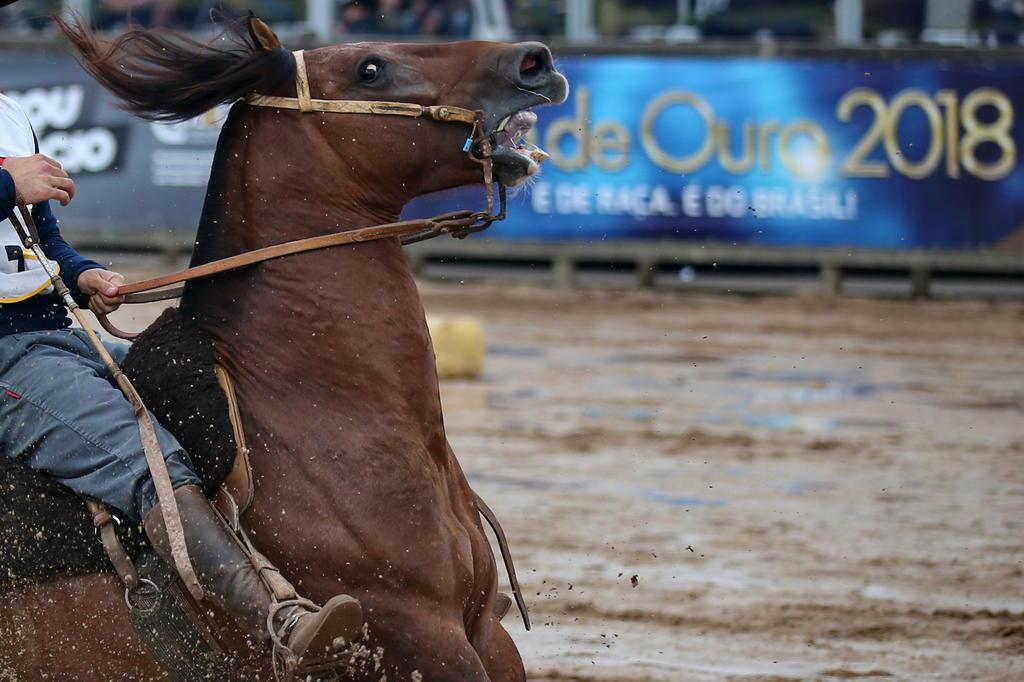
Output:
[494, 592, 513, 621]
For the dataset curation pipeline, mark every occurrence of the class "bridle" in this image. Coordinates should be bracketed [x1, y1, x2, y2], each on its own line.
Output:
[246, 50, 504, 225]
[98, 49, 507, 339]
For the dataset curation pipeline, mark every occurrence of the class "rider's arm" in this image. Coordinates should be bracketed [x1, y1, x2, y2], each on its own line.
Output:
[3, 164, 98, 304]
[22, 126, 102, 304]
[0, 166, 15, 217]
[34, 200, 103, 305]
[23, 128, 100, 304]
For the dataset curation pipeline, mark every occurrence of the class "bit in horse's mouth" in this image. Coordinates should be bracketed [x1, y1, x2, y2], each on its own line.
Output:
[489, 109, 549, 186]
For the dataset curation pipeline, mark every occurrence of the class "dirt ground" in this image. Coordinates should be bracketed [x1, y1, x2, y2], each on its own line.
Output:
[99, 274, 1023, 681]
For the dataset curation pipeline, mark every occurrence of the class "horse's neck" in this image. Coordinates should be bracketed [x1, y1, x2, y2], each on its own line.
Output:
[182, 110, 446, 460]
[189, 108, 407, 266]
[213, 250, 446, 453]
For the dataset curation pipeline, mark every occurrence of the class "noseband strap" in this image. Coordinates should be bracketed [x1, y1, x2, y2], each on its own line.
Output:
[245, 50, 480, 125]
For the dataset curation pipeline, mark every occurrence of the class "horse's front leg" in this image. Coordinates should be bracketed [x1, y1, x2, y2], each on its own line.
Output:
[472, 616, 527, 682]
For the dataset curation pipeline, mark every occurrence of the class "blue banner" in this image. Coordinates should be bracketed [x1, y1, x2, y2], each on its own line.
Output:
[407, 55, 1024, 249]
[4, 49, 1023, 250]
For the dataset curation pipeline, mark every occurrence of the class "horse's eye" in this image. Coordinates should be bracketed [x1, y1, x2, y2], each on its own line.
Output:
[359, 60, 382, 83]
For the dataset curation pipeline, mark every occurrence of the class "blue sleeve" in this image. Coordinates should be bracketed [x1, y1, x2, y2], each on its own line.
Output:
[0, 168, 15, 218]
[34, 200, 103, 305]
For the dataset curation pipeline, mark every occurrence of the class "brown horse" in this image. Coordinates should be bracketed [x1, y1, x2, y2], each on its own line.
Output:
[0, 17, 566, 681]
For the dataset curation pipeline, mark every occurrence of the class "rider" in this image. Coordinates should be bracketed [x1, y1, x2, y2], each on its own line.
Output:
[0, 91, 362, 664]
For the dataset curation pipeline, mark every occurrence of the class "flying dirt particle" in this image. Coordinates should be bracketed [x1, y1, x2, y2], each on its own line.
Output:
[630, 575, 639, 588]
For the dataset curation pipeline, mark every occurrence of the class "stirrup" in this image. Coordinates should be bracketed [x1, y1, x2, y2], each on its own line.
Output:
[268, 598, 316, 680]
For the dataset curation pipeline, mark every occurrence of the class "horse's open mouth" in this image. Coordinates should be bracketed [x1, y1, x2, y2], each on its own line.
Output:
[489, 110, 549, 187]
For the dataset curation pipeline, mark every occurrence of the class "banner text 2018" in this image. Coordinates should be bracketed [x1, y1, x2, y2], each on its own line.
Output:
[535, 86, 1015, 182]
[403, 56, 1024, 248]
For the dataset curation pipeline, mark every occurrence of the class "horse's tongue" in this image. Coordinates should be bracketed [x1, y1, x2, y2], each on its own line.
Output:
[496, 111, 546, 164]
[507, 111, 537, 139]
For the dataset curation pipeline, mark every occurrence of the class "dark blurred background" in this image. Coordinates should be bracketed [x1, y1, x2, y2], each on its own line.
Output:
[2, 1, 1023, 47]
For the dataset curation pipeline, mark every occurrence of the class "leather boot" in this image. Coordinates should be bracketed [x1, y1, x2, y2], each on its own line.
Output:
[143, 485, 363, 663]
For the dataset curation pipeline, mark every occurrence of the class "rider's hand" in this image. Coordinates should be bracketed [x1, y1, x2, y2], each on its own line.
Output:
[3, 154, 76, 206]
[78, 269, 125, 315]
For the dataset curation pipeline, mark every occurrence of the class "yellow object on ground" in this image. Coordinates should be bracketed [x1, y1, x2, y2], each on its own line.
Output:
[427, 315, 484, 379]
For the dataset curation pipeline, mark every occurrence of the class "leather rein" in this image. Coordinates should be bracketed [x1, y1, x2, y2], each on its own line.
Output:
[99, 49, 505, 340]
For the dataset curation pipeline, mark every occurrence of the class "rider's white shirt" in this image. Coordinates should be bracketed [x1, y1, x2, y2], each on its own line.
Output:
[0, 93, 59, 304]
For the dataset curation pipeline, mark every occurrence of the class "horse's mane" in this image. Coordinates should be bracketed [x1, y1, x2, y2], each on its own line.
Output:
[56, 16, 295, 123]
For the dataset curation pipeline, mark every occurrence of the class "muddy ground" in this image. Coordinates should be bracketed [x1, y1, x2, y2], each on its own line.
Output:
[100, 273, 1023, 681]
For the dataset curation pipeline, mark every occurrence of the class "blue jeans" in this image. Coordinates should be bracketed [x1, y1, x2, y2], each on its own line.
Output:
[0, 329, 201, 521]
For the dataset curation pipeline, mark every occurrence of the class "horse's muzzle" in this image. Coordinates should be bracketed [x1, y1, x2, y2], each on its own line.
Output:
[482, 42, 568, 134]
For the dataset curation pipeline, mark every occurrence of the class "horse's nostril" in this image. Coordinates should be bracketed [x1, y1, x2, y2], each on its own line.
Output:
[519, 51, 545, 78]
